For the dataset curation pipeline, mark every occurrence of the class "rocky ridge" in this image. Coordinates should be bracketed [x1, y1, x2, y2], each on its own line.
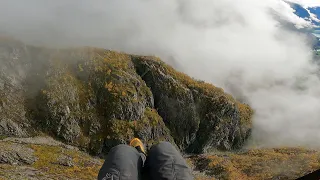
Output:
[1, 37, 318, 180]
[0, 37, 252, 156]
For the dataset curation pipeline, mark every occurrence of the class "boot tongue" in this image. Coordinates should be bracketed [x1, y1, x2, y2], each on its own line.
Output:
[135, 146, 146, 155]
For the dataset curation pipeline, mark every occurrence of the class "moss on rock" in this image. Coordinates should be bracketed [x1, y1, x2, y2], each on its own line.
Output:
[100, 107, 174, 152]
[189, 147, 320, 180]
[32, 48, 175, 155]
[86, 49, 153, 121]
[0, 38, 253, 156]
[132, 56, 253, 153]
[29, 143, 102, 179]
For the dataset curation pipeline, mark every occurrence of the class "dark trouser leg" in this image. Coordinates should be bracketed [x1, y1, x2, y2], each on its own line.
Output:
[98, 144, 146, 180]
[146, 142, 194, 180]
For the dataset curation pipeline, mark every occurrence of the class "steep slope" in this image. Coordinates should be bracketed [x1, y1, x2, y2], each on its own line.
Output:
[133, 56, 252, 153]
[1, 37, 320, 180]
[0, 37, 252, 156]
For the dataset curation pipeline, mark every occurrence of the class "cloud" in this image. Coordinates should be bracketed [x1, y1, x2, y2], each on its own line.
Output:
[275, 0, 314, 28]
[272, 0, 320, 29]
[1, 0, 320, 148]
[286, 0, 320, 7]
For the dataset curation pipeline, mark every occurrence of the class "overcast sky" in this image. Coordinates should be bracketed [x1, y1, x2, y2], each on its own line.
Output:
[1, 0, 320, 148]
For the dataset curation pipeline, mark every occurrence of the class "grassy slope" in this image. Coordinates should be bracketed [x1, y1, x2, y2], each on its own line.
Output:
[189, 147, 320, 180]
[0, 37, 319, 179]
[0, 137, 103, 180]
[2, 138, 320, 180]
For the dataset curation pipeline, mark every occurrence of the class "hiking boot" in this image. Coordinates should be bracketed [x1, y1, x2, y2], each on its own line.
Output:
[129, 138, 146, 154]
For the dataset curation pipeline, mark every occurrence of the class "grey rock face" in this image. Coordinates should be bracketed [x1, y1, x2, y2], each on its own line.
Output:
[133, 59, 200, 150]
[0, 143, 36, 165]
[0, 119, 27, 137]
[0, 38, 252, 156]
[34, 50, 173, 155]
[0, 41, 30, 137]
[132, 57, 252, 153]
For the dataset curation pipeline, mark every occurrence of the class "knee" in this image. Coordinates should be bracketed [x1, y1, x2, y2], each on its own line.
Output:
[150, 141, 176, 154]
[112, 144, 131, 149]
[111, 144, 131, 150]
[109, 144, 136, 155]
[154, 141, 174, 148]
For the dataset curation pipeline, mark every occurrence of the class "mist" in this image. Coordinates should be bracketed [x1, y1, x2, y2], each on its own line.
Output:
[1, 0, 320, 148]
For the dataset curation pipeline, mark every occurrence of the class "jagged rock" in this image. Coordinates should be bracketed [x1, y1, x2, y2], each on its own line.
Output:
[0, 119, 27, 137]
[36, 63, 84, 144]
[132, 57, 253, 153]
[0, 38, 253, 156]
[85, 50, 154, 121]
[34, 49, 174, 155]
[0, 143, 36, 165]
[0, 38, 49, 137]
[0, 65, 28, 137]
[133, 57, 200, 150]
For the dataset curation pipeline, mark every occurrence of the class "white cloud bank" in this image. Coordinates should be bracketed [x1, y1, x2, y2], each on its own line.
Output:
[272, 0, 320, 29]
[273, 0, 315, 28]
[1, 0, 320, 148]
[286, 0, 320, 7]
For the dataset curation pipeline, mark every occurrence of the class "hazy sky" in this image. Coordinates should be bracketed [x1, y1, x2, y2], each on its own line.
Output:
[1, 0, 320, 148]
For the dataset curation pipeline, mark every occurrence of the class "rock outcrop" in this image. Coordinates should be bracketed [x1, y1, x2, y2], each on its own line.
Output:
[133, 56, 252, 153]
[1, 37, 319, 180]
[0, 136, 102, 180]
[34, 49, 174, 155]
[0, 39, 29, 137]
[0, 37, 253, 156]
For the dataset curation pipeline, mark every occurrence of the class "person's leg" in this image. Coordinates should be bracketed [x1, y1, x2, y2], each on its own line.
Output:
[145, 142, 193, 180]
[98, 144, 146, 180]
